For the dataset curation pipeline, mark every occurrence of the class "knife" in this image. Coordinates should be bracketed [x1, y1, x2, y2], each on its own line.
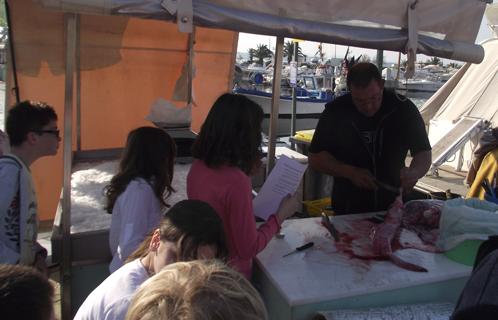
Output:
[282, 241, 314, 257]
[321, 212, 340, 241]
[374, 178, 399, 193]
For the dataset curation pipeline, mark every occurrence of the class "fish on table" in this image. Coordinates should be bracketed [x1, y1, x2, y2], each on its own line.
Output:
[321, 196, 446, 272]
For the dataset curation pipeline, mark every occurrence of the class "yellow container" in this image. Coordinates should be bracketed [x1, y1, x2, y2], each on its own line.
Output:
[303, 197, 334, 216]
[293, 129, 315, 143]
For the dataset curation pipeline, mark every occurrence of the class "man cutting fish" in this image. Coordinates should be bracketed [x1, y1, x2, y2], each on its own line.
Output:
[309, 62, 432, 214]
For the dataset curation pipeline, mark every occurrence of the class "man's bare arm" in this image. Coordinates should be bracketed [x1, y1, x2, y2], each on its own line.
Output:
[400, 150, 432, 190]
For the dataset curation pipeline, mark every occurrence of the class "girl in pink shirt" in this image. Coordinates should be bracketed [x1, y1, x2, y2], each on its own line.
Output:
[187, 93, 298, 278]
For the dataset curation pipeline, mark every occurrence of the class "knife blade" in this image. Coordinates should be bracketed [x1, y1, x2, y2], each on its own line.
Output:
[321, 212, 339, 241]
[374, 178, 399, 193]
[282, 241, 314, 257]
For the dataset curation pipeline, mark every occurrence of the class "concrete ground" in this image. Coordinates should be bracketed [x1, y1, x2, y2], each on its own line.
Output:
[419, 165, 469, 196]
[39, 224, 62, 319]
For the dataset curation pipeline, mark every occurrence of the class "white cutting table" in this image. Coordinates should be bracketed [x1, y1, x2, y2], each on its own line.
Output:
[253, 214, 472, 320]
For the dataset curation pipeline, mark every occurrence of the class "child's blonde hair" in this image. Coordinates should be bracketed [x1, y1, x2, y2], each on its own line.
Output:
[126, 260, 268, 320]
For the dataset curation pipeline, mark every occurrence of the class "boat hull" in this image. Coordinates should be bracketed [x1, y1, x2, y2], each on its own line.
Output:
[236, 90, 329, 136]
[395, 80, 443, 99]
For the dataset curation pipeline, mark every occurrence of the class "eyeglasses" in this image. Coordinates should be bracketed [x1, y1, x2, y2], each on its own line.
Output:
[33, 129, 60, 138]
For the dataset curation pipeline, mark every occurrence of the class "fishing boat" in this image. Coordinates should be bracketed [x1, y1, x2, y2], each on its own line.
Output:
[395, 78, 444, 98]
[234, 74, 334, 136]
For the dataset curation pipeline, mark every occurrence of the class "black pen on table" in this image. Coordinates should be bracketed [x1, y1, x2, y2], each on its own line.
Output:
[282, 242, 314, 257]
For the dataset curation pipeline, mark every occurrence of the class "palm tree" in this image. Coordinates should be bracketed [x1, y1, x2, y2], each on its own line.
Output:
[448, 62, 461, 69]
[283, 41, 303, 63]
[0, 0, 5, 27]
[426, 56, 442, 66]
[252, 44, 273, 65]
[248, 48, 256, 63]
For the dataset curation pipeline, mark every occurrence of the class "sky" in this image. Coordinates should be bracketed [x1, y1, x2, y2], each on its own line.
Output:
[237, 2, 496, 66]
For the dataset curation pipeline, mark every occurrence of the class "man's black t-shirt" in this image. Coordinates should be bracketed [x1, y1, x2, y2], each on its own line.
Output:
[309, 90, 431, 214]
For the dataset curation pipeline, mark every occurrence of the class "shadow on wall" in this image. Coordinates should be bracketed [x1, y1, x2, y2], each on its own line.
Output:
[13, 0, 128, 76]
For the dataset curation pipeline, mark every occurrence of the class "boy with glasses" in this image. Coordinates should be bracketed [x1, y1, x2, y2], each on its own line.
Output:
[0, 101, 60, 275]
[309, 62, 431, 214]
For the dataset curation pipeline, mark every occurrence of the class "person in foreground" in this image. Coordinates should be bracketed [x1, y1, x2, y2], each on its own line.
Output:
[0, 101, 60, 275]
[125, 259, 268, 320]
[187, 93, 299, 279]
[74, 199, 228, 320]
[105, 126, 176, 273]
[451, 242, 498, 320]
[0, 263, 55, 320]
[309, 62, 432, 214]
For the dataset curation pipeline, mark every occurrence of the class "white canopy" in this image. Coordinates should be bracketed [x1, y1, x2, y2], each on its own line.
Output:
[486, 1, 498, 36]
[34, 0, 490, 63]
[420, 38, 498, 125]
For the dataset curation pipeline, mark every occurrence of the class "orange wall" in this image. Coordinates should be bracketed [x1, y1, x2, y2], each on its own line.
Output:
[8, 0, 237, 221]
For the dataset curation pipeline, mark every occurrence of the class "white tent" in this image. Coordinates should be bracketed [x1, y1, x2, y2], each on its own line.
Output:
[419, 37, 498, 171]
[422, 39, 498, 124]
[35, 0, 489, 63]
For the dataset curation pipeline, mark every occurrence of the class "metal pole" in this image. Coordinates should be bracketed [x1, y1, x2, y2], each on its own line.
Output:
[76, 17, 81, 151]
[290, 42, 297, 140]
[5, 0, 20, 103]
[376, 49, 384, 71]
[228, 32, 239, 91]
[187, 28, 195, 105]
[61, 12, 77, 320]
[396, 52, 401, 81]
[266, 36, 284, 176]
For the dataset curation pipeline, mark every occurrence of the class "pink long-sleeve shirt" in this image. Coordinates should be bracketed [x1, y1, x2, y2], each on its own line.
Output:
[187, 160, 280, 278]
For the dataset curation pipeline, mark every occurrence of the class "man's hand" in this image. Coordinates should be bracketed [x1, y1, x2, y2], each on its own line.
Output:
[349, 167, 376, 190]
[309, 152, 376, 190]
[400, 167, 419, 191]
[276, 194, 300, 225]
[401, 150, 431, 192]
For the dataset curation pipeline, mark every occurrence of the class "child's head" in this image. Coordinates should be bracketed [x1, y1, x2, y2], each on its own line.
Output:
[192, 93, 264, 175]
[0, 264, 55, 320]
[126, 260, 268, 320]
[6, 101, 58, 147]
[105, 126, 176, 213]
[127, 199, 228, 273]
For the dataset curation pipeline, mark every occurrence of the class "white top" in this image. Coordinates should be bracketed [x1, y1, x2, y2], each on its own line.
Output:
[74, 259, 149, 320]
[0, 154, 42, 265]
[0, 157, 21, 262]
[109, 178, 162, 273]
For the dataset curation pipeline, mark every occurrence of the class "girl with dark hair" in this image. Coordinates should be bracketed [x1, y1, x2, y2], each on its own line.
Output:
[188, 93, 298, 278]
[75, 199, 228, 320]
[105, 126, 176, 273]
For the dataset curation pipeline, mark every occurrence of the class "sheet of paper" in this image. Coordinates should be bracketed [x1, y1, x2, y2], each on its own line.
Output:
[253, 155, 307, 220]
